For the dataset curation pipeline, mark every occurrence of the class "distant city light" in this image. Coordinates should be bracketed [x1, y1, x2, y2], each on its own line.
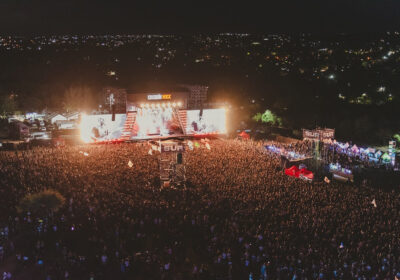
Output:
[377, 86, 386, 93]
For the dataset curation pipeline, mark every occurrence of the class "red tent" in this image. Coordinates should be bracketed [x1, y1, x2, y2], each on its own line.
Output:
[299, 168, 314, 180]
[285, 165, 300, 177]
[285, 165, 314, 180]
[238, 131, 250, 139]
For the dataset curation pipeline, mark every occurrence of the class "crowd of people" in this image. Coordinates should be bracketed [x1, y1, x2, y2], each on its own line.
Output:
[0, 139, 400, 279]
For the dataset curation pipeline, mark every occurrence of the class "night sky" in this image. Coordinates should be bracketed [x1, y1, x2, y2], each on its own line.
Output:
[0, 0, 400, 35]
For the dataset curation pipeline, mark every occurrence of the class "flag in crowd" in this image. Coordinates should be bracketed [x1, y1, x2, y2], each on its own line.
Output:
[128, 160, 133, 168]
[187, 140, 194, 150]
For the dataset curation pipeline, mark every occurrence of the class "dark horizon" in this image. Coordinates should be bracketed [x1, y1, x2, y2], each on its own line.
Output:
[1, 0, 400, 36]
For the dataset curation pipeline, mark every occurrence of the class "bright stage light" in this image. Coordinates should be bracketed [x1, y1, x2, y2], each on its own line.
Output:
[177, 101, 182, 107]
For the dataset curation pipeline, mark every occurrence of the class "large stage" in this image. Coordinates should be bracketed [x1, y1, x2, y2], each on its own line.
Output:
[80, 108, 226, 143]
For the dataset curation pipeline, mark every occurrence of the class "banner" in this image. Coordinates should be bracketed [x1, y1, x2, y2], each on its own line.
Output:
[303, 128, 335, 141]
[160, 142, 185, 152]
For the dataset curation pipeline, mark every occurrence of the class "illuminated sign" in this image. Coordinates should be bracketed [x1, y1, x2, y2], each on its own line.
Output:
[303, 128, 334, 141]
[147, 94, 171, 100]
[161, 143, 185, 152]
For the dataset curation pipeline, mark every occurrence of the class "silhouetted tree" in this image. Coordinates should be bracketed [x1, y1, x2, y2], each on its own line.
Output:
[18, 189, 65, 216]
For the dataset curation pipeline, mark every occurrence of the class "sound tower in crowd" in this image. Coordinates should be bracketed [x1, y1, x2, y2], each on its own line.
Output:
[159, 140, 186, 189]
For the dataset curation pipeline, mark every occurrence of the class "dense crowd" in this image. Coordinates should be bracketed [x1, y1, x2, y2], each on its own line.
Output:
[1, 139, 400, 279]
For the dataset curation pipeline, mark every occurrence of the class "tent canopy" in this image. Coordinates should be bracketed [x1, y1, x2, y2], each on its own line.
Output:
[382, 152, 391, 161]
[238, 131, 250, 139]
[285, 165, 314, 180]
[285, 165, 300, 177]
[351, 144, 359, 152]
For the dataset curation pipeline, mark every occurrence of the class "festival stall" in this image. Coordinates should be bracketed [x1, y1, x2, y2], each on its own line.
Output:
[329, 163, 354, 182]
[382, 152, 391, 163]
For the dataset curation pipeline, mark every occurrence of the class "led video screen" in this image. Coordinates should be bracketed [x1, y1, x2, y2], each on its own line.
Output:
[133, 108, 183, 138]
[185, 109, 226, 135]
[80, 114, 126, 143]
